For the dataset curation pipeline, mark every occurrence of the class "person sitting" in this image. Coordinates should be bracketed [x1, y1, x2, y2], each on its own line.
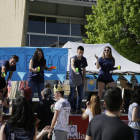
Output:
[81, 94, 101, 122]
[36, 88, 55, 140]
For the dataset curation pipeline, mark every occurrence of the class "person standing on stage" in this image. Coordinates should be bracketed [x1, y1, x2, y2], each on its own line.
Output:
[0, 55, 19, 121]
[48, 84, 71, 140]
[94, 46, 120, 98]
[69, 46, 88, 114]
[28, 48, 52, 101]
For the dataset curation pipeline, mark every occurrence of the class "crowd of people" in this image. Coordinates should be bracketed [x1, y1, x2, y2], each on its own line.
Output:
[0, 46, 139, 140]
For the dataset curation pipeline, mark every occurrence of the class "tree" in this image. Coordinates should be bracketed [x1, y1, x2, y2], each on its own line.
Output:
[84, 0, 140, 64]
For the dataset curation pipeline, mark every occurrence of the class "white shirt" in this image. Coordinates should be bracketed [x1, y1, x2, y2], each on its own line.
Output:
[85, 108, 93, 122]
[54, 98, 71, 132]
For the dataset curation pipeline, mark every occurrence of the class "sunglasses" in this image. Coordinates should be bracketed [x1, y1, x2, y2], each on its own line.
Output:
[104, 49, 110, 52]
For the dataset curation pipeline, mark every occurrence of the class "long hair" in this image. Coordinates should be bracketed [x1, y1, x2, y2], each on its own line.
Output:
[130, 90, 140, 106]
[6, 96, 35, 131]
[90, 95, 101, 116]
[33, 48, 46, 66]
[102, 46, 115, 65]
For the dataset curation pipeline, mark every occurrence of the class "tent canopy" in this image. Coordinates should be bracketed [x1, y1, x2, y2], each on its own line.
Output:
[62, 41, 140, 75]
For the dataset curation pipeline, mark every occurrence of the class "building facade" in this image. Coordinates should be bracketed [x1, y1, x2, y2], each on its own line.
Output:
[0, 0, 96, 47]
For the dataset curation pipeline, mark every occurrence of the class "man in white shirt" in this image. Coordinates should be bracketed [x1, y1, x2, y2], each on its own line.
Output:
[48, 84, 71, 140]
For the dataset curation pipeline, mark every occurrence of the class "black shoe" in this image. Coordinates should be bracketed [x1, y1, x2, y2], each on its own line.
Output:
[76, 110, 83, 114]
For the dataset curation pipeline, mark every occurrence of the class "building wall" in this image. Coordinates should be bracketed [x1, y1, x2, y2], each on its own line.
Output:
[0, 0, 29, 47]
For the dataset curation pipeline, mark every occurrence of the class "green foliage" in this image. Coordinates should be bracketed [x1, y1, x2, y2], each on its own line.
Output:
[84, 0, 140, 64]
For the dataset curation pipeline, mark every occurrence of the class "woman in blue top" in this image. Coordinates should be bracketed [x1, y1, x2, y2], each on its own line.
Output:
[128, 90, 140, 140]
[95, 46, 120, 98]
[28, 48, 52, 101]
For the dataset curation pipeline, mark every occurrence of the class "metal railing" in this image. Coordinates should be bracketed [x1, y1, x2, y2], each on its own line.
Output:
[30, 0, 97, 3]
[65, 0, 97, 2]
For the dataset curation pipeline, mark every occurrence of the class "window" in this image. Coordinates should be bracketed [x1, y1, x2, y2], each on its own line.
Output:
[71, 19, 87, 36]
[59, 37, 83, 48]
[26, 34, 29, 46]
[27, 15, 87, 47]
[28, 16, 45, 33]
[30, 35, 58, 47]
[46, 17, 70, 35]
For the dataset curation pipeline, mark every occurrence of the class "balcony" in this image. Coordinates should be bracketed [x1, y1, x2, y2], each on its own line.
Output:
[29, 0, 97, 7]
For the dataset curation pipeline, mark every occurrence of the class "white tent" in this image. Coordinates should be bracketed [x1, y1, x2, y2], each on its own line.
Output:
[62, 41, 140, 74]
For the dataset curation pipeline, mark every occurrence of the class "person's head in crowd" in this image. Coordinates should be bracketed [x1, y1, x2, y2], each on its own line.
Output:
[22, 87, 32, 100]
[130, 89, 140, 106]
[54, 84, 64, 100]
[77, 46, 84, 58]
[102, 46, 115, 65]
[104, 87, 122, 112]
[126, 83, 132, 90]
[41, 88, 52, 100]
[3, 89, 8, 98]
[45, 83, 52, 90]
[90, 95, 101, 116]
[87, 91, 97, 102]
[9, 55, 19, 67]
[33, 48, 46, 65]
[6, 96, 35, 131]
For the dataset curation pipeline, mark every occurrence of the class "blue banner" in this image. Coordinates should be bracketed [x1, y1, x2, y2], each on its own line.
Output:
[0, 47, 68, 81]
[112, 75, 119, 81]
[123, 75, 132, 83]
[135, 75, 140, 84]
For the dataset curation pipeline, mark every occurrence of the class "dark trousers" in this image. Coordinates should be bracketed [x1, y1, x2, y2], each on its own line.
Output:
[132, 128, 140, 140]
[69, 83, 83, 111]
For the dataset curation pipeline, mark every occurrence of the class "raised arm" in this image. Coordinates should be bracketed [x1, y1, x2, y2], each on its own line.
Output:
[94, 54, 100, 69]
